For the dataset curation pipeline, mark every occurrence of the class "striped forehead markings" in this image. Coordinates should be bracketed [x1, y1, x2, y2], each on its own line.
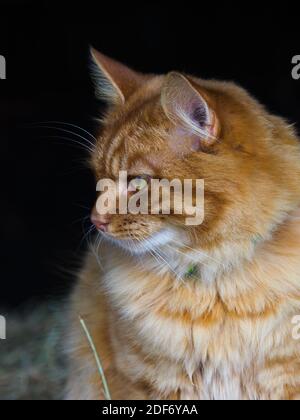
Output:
[105, 132, 125, 176]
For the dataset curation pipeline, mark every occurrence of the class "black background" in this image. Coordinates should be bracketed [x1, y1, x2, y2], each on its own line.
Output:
[1, 0, 299, 307]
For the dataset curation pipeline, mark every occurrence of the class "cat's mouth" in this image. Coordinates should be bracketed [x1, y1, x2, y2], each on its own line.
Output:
[90, 206, 188, 255]
[95, 224, 184, 256]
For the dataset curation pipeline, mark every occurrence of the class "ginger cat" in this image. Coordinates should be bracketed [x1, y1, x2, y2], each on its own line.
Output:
[66, 49, 300, 400]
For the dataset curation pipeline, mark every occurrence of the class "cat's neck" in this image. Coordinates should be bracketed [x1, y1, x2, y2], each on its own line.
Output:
[166, 207, 300, 285]
[102, 206, 300, 297]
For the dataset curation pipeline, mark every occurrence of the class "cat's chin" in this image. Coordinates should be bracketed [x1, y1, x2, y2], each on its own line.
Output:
[99, 227, 185, 256]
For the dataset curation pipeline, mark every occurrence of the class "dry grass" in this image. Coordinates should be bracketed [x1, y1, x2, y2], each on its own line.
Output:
[0, 302, 67, 400]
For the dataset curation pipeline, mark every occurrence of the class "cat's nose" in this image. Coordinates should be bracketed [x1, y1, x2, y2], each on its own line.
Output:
[91, 207, 110, 232]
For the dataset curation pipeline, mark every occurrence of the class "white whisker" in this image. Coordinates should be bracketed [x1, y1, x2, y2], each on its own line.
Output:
[165, 243, 213, 272]
[143, 239, 183, 282]
[91, 233, 104, 271]
[35, 121, 98, 142]
[39, 135, 94, 153]
[34, 125, 95, 149]
[170, 238, 225, 268]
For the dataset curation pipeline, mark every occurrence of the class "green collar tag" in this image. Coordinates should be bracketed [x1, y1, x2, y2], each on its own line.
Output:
[185, 264, 198, 279]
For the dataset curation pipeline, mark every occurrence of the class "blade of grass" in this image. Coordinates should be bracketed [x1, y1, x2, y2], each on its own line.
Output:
[79, 316, 112, 400]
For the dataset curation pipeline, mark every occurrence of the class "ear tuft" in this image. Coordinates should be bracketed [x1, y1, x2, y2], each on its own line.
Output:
[161, 72, 218, 144]
[90, 48, 125, 104]
[90, 47, 147, 106]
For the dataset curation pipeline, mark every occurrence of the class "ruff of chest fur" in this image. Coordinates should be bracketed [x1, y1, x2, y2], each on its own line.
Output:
[97, 209, 300, 399]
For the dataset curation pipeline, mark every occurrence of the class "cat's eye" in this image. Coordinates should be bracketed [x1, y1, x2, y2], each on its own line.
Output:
[128, 175, 151, 192]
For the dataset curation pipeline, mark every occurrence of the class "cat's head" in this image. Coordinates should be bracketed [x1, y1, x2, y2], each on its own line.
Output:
[89, 48, 300, 274]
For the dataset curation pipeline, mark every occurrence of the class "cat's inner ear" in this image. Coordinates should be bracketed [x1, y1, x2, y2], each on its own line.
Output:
[161, 72, 219, 149]
[90, 47, 146, 105]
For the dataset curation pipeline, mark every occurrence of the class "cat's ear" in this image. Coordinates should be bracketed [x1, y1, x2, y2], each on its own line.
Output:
[90, 47, 147, 105]
[161, 72, 219, 147]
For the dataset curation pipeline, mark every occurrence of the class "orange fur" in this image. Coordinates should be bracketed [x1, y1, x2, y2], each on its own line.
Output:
[65, 51, 300, 400]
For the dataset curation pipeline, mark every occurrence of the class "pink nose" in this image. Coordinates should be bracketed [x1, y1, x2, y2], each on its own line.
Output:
[91, 208, 110, 232]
